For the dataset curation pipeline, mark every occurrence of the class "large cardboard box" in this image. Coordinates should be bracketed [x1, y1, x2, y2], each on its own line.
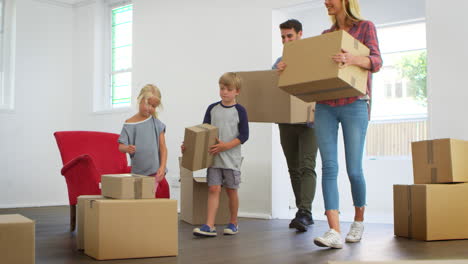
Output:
[101, 174, 155, 199]
[412, 138, 468, 184]
[329, 261, 468, 264]
[393, 183, 468, 241]
[279, 30, 370, 102]
[77, 195, 106, 250]
[236, 70, 315, 123]
[0, 214, 35, 264]
[181, 124, 218, 171]
[84, 199, 178, 260]
[180, 159, 230, 225]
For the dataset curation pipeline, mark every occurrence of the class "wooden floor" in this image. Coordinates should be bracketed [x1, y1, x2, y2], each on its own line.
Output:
[1, 206, 468, 264]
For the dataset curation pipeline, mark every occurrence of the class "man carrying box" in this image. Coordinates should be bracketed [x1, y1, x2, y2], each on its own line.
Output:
[273, 19, 318, 232]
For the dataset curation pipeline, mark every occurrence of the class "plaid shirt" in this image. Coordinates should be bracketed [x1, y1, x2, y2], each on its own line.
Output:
[320, 20, 382, 107]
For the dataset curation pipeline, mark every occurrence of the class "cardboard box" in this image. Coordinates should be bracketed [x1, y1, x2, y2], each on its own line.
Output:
[180, 159, 230, 225]
[181, 124, 218, 171]
[329, 261, 468, 264]
[84, 199, 178, 260]
[0, 214, 35, 264]
[77, 195, 106, 250]
[236, 70, 315, 123]
[412, 138, 468, 184]
[279, 30, 370, 102]
[393, 183, 468, 241]
[101, 174, 155, 199]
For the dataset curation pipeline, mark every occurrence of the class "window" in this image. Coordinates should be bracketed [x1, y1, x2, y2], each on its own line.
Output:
[0, 0, 14, 111]
[366, 21, 427, 157]
[109, 3, 133, 108]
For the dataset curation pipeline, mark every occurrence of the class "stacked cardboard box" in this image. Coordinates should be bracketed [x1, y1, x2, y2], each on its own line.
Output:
[84, 199, 177, 260]
[76, 195, 106, 250]
[80, 174, 178, 259]
[0, 214, 35, 264]
[179, 158, 230, 225]
[411, 138, 468, 184]
[278, 30, 370, 102]
[394, 138, 468, 241]
[182, 124, 218, 171]
[101, 174, 155, 199]
[236, 70, 315, 123]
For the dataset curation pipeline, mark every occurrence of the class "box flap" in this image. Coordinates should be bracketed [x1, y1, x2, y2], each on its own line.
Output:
[0, 214, 34, 224]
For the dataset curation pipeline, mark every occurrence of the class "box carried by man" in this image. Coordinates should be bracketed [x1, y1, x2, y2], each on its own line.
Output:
[236, 70, 315, 123]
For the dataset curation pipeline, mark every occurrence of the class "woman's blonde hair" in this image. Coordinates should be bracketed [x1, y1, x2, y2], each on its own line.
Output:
[137, 84, 163, 117]
[330, 0, 363, 26]
[219, 72, 242, 91]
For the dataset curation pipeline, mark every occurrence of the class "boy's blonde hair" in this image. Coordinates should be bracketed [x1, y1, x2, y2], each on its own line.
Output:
[137, 84, 163, 117]
[330, 0, 363, 25]
[219, 72, 242, 91]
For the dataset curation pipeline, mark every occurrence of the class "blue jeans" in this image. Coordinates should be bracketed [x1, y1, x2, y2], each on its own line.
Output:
[315, 100, 369, 211]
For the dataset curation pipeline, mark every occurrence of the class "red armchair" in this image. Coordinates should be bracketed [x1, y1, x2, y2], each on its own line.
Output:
[54, 131, 170, 231]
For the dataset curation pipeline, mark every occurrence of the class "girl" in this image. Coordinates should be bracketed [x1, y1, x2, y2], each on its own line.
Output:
[118, 84, 170, 198]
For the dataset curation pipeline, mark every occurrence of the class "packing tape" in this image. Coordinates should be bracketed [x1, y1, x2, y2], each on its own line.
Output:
[427, 141, 434, 164]
[431, 168, 438, 184]
[133, 177, 142, 199]
[407, 185, 413, 238]
[427, 141, 437, 183]
[354, 39, 359, 50]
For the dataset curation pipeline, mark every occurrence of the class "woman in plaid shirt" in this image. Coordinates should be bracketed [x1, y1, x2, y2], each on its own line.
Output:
[312, 0, 383, 249]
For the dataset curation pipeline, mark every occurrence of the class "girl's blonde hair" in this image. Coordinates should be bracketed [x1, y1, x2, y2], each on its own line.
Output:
[137, 84, 163, 117]
[219, 72, 242, 91]
[330, 0, 363, 26]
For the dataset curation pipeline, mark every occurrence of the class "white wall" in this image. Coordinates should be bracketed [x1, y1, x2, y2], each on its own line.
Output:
[271, 0, 426, 223]
[426, 0, 468, 140]
[131, 0, 301, 218]
[4, 0, 463, 225]
[0, 0, 305, 216]
[0, 0, 73, 207]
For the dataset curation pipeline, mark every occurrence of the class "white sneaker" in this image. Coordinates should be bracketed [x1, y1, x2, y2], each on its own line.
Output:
[345, 221, 364, 243]
[313, 229, 343, 249]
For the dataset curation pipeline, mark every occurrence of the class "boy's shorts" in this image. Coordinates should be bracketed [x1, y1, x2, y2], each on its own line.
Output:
[207, 168, 241, 189]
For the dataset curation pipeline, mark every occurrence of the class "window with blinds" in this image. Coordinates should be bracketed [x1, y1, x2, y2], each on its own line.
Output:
[366, 21, 427, 157]
[110, 4, 133, 107]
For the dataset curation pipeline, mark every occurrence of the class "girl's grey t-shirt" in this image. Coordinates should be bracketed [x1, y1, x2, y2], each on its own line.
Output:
[118, 116, 166, 176]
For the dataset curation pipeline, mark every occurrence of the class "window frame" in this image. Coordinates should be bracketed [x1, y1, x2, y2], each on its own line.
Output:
[366, 19, 428, 159]
[0, 0, 15, 112]
[94, 0, 133, 113]
[370, 18, 427, 122]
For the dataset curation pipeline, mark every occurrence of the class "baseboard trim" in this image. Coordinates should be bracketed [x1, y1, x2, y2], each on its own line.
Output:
[1, 204, 273, 220]
[0, 202, 68, 209]
[238, 212, 272, 219]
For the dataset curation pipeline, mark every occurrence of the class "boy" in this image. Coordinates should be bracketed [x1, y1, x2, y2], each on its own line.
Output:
[184, 72, 249, 237]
